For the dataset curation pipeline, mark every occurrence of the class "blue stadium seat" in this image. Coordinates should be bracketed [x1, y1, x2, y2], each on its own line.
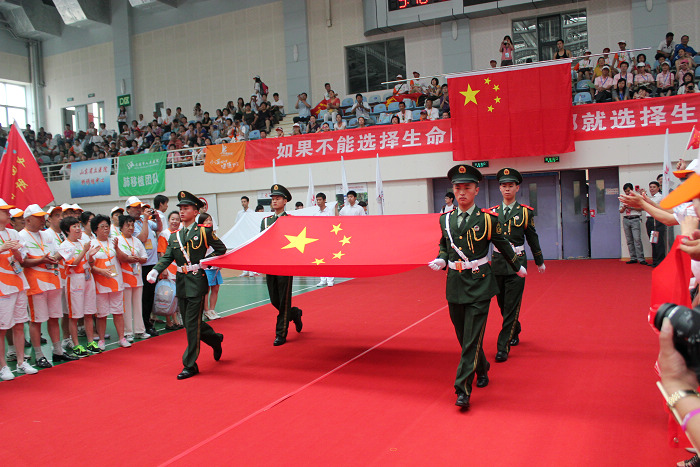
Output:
[369, 95, 382, 105]
[573, 92, 592, 105]
[347, 118, 358, 128]
[341, 97, 354, 107]
[379, 113, 392, 124]
[696, 67, 700, 77]
[248, 129, 261, 140]
[411, 109, 422, 120]
[372, 103, 387, 115]
[576, 80, 593, 92]
[318, 109, 328, 120]
[403, 99, 416, 109]
[387, 102, 400, 112]
[383, 92, 393, 101]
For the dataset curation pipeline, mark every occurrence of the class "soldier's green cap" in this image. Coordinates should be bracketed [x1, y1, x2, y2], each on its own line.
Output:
[447, 164, 483, 184]
[270, 184, 292, 202]
[497, 168, 523, 184]
[176, 190, 205, 209]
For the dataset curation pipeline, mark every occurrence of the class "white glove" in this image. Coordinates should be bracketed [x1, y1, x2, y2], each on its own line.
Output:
[146, 269, 159, 284]
[537, 263, 546, 273]
[428, 258, 446, 271]
[516, 266, 527, 278]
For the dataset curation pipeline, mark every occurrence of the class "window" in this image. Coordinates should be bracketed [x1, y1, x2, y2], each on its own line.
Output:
[512, 10, 587, 64]
[346, 39, 406, 94]
[0, 82, 28, 130]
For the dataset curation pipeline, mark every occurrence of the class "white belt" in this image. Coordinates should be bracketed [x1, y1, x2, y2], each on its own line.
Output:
[493, 245, 525, 255]
[448, 257, 489, 272]
[180, 264, 200, 273]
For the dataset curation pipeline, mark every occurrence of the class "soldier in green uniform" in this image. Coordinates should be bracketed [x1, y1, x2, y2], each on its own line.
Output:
[490, 168, 545, 363]
[428, 164, 526, 409]
[147, 191, 226, 380]
[261, 184, 303, 346]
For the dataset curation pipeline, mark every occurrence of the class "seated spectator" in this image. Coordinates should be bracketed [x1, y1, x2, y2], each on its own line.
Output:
[324, 90, 340, 123]
[64, 124, 74, 143]
[253, 102, 272, 133]
[357, 116, 367, 129]
[293, 92, 311, 127]
[612, 78, 631, 101]
[192, 103, 203, 122]
[424, 99, 440, 120]
[672, 34, 697, 65]
[390, 115, 400, 125]
[275, 127, 284, 137]
[147, 137, 163, 153]
[350, 94, 371, 119]
[418, 110, 428, 121]
[593, 57, 607, 79]
[166, 143, 183, 168]
[656, 62, 675, 96]
[594, 65, 614, 102]
[174, 107, 186, 122]
[437, 84, 449, 113]
[323, 82, 332, 100]
[201, 112, 212, 131]
[427, 77, 442, 102]
[575, 50, 593, 81]
[270, 93, 284, 122]
[259, 129, 267, 139]
[162, 108, 173, 131]
[553, 39, 572, 60]
[679, 49, 697, 71]
[59, 156, 74, 179]
[396, 101, 412, 123]
[234, 119, 248, 141]
[393, 74, 409, 95]
[613, 61, 633, 86]
[602, 47, 613, 67]
[213, 109, 224, 128]
[137, 113, 148, 130]
[633, 53, 650, 74]
[678, 73, 696, 94]
[235, 98, 246, 120]
[70, 140, 85, 158]
[118, 139, 130, 155]
[259, 93, 270, 109]
[249, 93, 260, 113]
[657, 32, 675, 59]
[410, 71, 427, 94]
[676, 59, 693, 87]
[334, 113, 347, 131]
[633, 85, 652, 99]
[320, 122, 331, 132]
[108, 141, 118, 158]
[489, 60, 498, 68]
[306, 115, 320, 133]
[633, 62, 654, 89]
[682, 81, 697, 94]
[36, 126, 46, 144]
[654, 54, 669, 74]
[242, 103, 256, 129]
[23, 124, 36, 145]
[291, 123, 302, 136]
[499, 36, 515, 66]
[612, 40, 634, 70]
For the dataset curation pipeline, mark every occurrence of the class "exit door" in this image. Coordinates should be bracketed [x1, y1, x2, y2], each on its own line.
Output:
[588, 167, 621, 258]
[560, 170, 590, 258]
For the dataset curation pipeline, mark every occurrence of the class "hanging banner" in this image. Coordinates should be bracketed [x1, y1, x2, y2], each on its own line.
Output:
[573, 94, 700, 140]
[117, 152, 166, 196]
[204, 142, 246, 173]
[245, 119, 452, 169]
[70, 159, 111, 198]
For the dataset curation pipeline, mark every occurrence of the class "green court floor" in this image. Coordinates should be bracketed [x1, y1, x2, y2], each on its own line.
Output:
[4, 275, 348, 376]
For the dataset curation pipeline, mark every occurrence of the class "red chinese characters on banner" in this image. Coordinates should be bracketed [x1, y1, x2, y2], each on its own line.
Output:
[573, 94, 700, 140]
[245, 119, 452, 168]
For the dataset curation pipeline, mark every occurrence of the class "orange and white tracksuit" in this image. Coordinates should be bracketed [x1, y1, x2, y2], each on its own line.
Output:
[0, 228, 30, 329]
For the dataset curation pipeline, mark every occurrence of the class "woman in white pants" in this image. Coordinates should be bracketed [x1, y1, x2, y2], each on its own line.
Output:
[115, 215, 148, 342]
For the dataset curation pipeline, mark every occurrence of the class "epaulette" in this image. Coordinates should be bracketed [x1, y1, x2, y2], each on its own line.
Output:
[481, 208, 498, 216]
[490, 205, 500, 211]
[521, 204, 534, 211]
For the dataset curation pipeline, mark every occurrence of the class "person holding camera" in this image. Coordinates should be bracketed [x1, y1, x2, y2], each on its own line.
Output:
[499, 35, 515, 66]
[293, 92, 311, 129]
[125, 197, 162, 336]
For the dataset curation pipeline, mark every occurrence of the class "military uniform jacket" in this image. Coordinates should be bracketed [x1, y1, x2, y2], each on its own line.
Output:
[490, 202, 544, 276]
[260, 211, 287, 232]
[437, 205, 519, 304]
[154, 224, 226, 298]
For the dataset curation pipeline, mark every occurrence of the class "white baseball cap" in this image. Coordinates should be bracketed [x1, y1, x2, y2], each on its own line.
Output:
[70, 203, 83, 212]
[46, 206, 62, 216]
[23, 204, 48, 218]
[9, 208, 24, 218]
[60, 203, 72, 210]
[110, 206, 124, 215]
[0, 198, 14, 210]
[125, 196, 142, 209]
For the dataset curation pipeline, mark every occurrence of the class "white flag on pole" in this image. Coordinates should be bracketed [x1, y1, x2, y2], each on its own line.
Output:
[272, 158, 277, 185]
[307, 166, 316, 207]
[662, 129, 673, 196]
[375, 154, 385, 215]
[341, 156, 349, 204]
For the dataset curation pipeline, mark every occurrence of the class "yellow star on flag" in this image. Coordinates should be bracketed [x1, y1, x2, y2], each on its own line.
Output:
[460, 84, 480, 105]
[282, 227, 319, 253]
[493, 84, 500, 91]
[484, 78, 491, 85]
[487, 105, 494, 112]
[494, 97, 501, 103]
[332, 251, 345, 260]
[331, 224, 342, 235]
[339, 235, 351, 246]
[313, 258, 325, 265]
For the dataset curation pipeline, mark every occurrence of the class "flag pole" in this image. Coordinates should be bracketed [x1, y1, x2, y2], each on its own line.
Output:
[375, 154, 385, 215]
[272, 158, 277, 185]
[340, 156, 349, 205]
[307, 166, 316, 208]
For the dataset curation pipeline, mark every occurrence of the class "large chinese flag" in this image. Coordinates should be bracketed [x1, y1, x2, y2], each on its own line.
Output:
[449, 61, 575, 160]
[0, 123, 53, 209]
[204, 214, 441, 277]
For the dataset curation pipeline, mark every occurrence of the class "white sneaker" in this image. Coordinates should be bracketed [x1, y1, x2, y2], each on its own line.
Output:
[204, 309, 219, 320]
[125, 333, 134, 343]
[61, 337, 74, 352]
[119, 338, 132, 348]
[327, 280, 334, 287]
[239, 271, 249, 277]
[17, 361, 38, 375]
[98, 340, 106, 351]
[316, 281, 326, 287]
[0, 365, 15, 381]
[6, 351, 16, 362]
[135, 332, 151, 339]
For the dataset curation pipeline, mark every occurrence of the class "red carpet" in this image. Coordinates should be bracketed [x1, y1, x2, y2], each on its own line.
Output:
[0, 260, 683, 465]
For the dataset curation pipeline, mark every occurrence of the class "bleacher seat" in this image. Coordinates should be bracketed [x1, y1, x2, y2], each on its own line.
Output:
[403, 99, 416, 109]
[387, 102, 400, 112]
[372, 103, 387, 115]
[369, 95, 382, 105]
[573, 92, 592, 105]
[378, 113, 392, 124]
[411, 109, 422, 120]
[248, 130, 261, 140]
[576, 80, 593, 92]
[383, 92, 393, 101]
[318, 109, 328, 120]
[341, 97, 354, 108]
[347, 118, 358, 128]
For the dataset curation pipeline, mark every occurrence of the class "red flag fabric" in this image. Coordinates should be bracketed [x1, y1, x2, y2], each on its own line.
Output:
[650, 236, 692, 309]
[448, 61, 575, 160]
[0, 123, 53, 209]
[687, 125, 700, 150]
[311, 99, 328, 117]
[204, 214, 441, 277]
[386, 93, 423, 105]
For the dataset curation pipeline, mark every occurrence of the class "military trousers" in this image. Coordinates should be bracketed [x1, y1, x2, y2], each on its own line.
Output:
[179, 295, 218, 369]
[266, 275, 295, 339]
[448, 299, 491, 396]
[495, 272, 525, 353]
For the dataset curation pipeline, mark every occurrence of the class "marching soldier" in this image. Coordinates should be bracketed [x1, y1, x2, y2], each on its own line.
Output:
[490, 168, 545, 363]
[428, 164, 526, 409]
[147, 191, 226, 380]
[261, 184, 303, 346]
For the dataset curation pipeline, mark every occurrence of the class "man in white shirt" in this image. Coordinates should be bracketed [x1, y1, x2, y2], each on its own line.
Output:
[153, 194, 169, 228]
[350, 94, 371, 119]
[425, 99, 440, 120]
[313, 193, 337, 287]
[440, 192, 455, 213]
[236, 196, 258, 277]
[657, 32, 676, 59]
[393, 74, 409, 95]
[162, 108, 173, 130]
[619, 183, 647, 265]
[137, 114, 148, 130]
[396, 101, 412, 123]
[339, 190, 367, 216]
